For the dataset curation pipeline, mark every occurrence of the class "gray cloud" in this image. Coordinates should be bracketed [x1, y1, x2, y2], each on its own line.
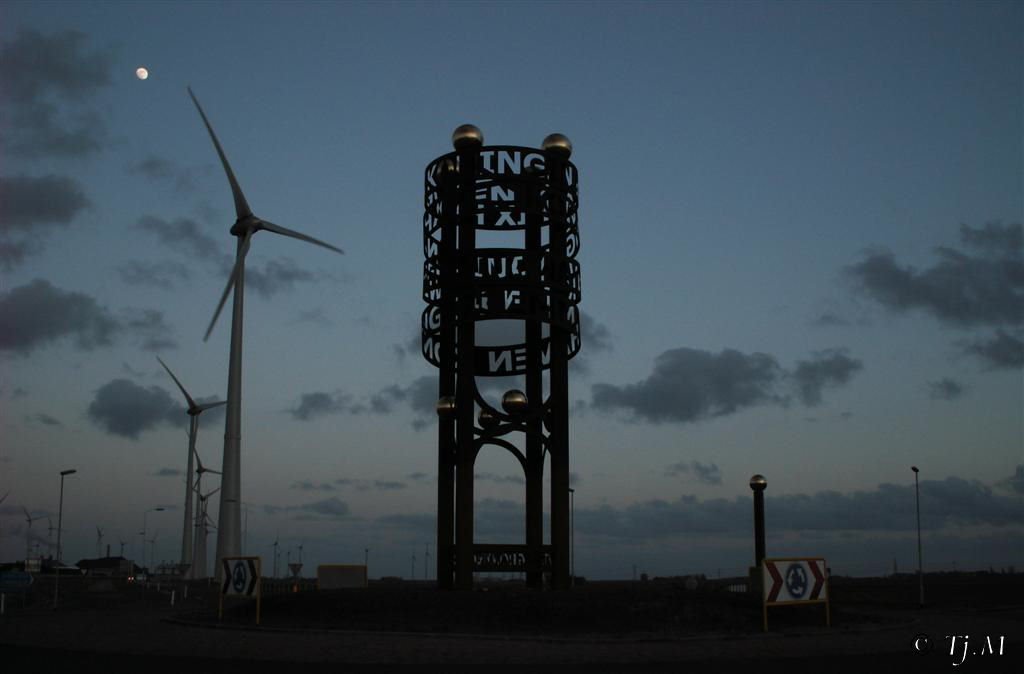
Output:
[0, 174, 90, 231]
[374, 480, 407, 490]
[27, 412, 62, 427]
[288, 391, 356, 421]
[264, 497, 350, 519]
[664, 461, 722, 486]
[121, 308, 177, 352]
[580, 311, 613, 352]
[959, 330, 1024, 370]
[153, 468, 181, 478]
[137, 215, 223, 262]
[846, 222, 1023, 328]
[929, 378, 965, 401]
[791, 349, 863, 406]
[245, 257, 321, 298]
[117, 260, 191, 290]
[290, 480, 335, 492]
[408, 472, 431, 483]
[0, 29, 114, 158]
[0, 175, 91, 269]
[0, 279, 118, 354]
[128, 156, 200, 193]
[86, 378, 181, 439]
[475, 472, 526, 486]
[571, 477, 1023, 541]
[592, 347, 785, 424]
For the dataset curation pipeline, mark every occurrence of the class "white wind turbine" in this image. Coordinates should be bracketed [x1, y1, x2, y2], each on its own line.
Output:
[193, 485, 220, 580]
[187, 87, 344, 579]
[21, 507, 44, 561]
[157, 355, 226, 578]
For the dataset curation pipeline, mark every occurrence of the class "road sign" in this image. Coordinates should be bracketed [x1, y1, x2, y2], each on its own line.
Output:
[0, 571, 33, 593]
[221, 557, 260, 596]
[219, 556, 262, 625]
[762, 557, 829, 631]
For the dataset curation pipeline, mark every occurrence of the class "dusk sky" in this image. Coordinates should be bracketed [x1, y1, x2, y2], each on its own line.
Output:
[1, 0, 1021, 580]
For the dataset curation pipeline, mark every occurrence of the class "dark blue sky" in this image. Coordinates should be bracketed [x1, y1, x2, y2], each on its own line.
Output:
[0, 1, 1020, 579]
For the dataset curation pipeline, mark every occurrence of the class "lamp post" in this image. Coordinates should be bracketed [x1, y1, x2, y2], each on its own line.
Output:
[568, 487, 575, 586]
[53, 468, 77, 609]
[141, 507, 165, 572]
[912, 466, 924, 607]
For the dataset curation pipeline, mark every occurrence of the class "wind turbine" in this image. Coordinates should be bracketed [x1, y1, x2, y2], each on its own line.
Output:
[21, 507, 44, 561]
[147, 530, 160, 572]
[46, 516, 56, 557]
[157, 355, 226, 577]
[193, 485, 220, 580]
[271, 538, 280, 578]
[95, 526, 104, 558]
[187, 86, 344, 579]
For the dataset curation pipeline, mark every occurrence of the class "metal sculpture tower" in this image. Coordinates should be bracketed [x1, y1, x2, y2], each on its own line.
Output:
[423, 125, 581, 590]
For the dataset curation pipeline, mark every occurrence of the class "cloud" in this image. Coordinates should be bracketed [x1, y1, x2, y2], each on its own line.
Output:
[572, 477, 1024, 541]
[264, 497, 350, 519]
[137, 215, 223, 262]
[117, 260, 191, 290]
[153, 468, 181, 478]
[27, 412, 62, 427]
[0, 279, 118, 354]
[664, 461, 722, 486]
[128, 156, 200, 193]
[0, 175, 91, 269]
[928, 378, 965, 401]
[0, 174, 90, 231]
[846, 222, 1023, 328]
[290, 480, 335, 492]
[293, 307, 333, 327]
[475, 472, 526, 486]
[790, 349, 863, 406]
[592, 347, 785, 424]
[580, 311, 613, 352]
[0, 29, 114, 158]
[373, 480, 407, 490]
[86, 378, 182, 439]
[245, 257, 321, 298]
[121, 308, 178, 352]
[959, 330, 1024, 370]
[407, 472, 431, 483]
[288, 391, 355, 421]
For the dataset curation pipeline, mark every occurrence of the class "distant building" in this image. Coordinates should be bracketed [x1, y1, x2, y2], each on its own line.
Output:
[76, 556, 132, 577]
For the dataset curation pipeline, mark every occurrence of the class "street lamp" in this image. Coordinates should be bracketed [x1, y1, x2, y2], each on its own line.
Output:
[568, 487, 575, 586]
[912, 466, 924, 607]
[54, 468, 77, 609]
[141, 507, 165, 572]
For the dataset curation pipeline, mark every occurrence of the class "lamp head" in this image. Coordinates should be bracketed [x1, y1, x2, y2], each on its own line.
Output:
[60, 469, 77, 476]
[911, 466, 919, 473]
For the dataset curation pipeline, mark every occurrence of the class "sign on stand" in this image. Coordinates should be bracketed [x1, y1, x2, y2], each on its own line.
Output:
[219, 556, 262, 625]
[762, 557, 829, 631]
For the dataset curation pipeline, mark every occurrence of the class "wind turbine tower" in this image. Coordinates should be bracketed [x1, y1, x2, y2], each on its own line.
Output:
[157, 356, 225, 577]
[187, 87, 344, 579]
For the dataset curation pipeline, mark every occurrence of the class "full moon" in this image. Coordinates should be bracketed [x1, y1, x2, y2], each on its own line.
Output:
[136, 67, 149, 80]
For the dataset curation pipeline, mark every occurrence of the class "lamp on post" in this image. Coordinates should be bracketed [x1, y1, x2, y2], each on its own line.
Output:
[141, 507, 165, 572]
[912, 466, 924, 608]
[53, 468, 77, 609]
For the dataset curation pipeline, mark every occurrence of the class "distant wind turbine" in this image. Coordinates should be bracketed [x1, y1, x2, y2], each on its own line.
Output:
[192, 485, 220, 580]
[187, 86, 344, 580]
[157, 355, 226, 578]
[95, 526, 104, 558]
[21, 507, 44, 561]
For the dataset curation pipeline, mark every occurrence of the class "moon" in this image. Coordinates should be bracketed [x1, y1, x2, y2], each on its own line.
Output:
[136, 67, 149, 80]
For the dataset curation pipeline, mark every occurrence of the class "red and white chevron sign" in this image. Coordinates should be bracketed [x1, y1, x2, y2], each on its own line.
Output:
[763, 557, 827, 604]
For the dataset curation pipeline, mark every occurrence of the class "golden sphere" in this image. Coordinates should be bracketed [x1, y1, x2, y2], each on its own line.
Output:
[452, 124, 484, 150]
[749, 474, 767, 491]
[436, 396, 456, 418]
[501, 389, 529, 415]
[478, 408, 498, 428]
[542, 133, 572, 158]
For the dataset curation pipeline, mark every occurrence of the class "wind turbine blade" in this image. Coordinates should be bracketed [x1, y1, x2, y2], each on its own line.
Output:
[196, 400, 227, 413]
[22, 506, 30, 521]
[258, 220, 344, 255]
[156, 356, 198, 410]
[187, 86, 252, 220]
[203, 231, 251, 342]
[0, 490, 8, 505]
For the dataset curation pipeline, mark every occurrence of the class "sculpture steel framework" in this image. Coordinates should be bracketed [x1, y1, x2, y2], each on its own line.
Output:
[422, 125, 581, 590]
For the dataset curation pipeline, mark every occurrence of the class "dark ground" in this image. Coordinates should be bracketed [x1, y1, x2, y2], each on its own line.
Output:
[1, 573, 1021, 670]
